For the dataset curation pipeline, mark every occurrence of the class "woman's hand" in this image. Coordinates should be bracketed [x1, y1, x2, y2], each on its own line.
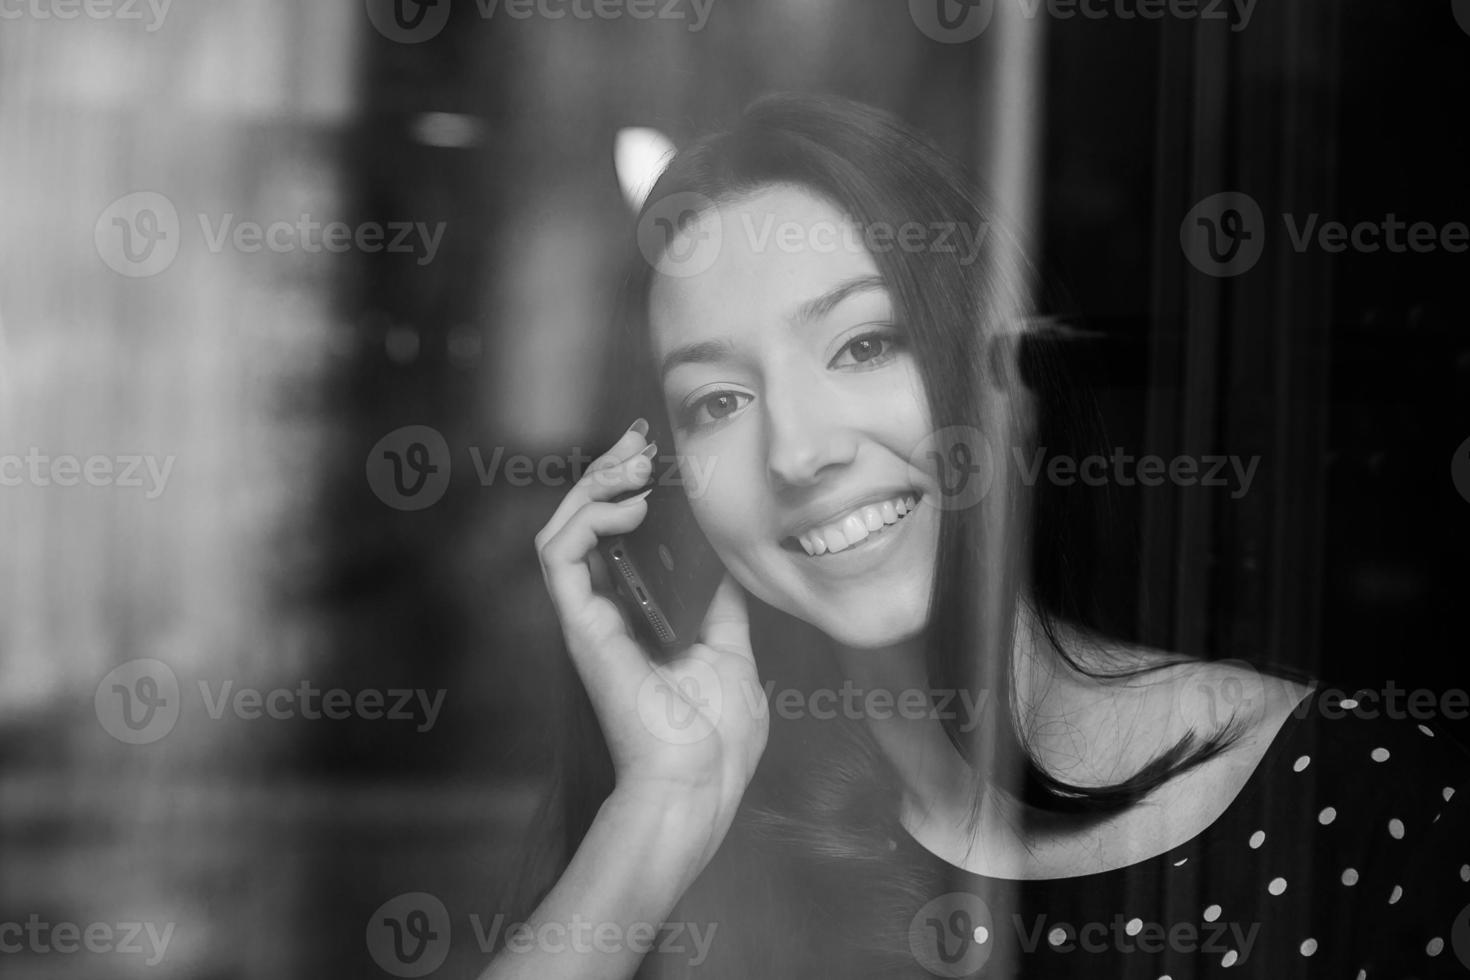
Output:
[534, 420, 768, 829]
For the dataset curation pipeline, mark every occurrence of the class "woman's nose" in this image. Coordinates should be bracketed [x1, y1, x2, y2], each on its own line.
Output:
[763, 383, 859, 489]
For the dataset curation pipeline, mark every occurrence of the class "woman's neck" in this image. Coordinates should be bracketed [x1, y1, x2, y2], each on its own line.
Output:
[828, 597, 1064, 828]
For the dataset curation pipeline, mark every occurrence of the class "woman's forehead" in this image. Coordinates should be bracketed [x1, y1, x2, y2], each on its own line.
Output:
[647, 186, 886, 354]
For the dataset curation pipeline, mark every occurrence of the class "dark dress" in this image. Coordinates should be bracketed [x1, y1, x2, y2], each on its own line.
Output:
[893, 685, 1470, 978]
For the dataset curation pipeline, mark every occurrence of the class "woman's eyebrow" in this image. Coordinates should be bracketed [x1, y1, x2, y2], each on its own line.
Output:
[660, 337, 736, 381]
[658, 275, 887, 381]
[790, 274, 887, 326]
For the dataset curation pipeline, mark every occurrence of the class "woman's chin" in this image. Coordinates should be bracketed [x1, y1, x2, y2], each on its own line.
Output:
[810, 608, 928, 651]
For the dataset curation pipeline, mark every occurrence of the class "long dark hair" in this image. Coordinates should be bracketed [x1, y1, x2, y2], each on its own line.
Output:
[506, 93, 1252, 977]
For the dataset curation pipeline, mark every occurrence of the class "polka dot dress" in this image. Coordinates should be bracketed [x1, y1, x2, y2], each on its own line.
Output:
[892, 687, 1470, 977]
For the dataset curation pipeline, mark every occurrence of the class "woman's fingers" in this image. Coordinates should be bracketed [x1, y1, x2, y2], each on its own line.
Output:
[538, 495, 650, 618]
[538, 420, 656, 546]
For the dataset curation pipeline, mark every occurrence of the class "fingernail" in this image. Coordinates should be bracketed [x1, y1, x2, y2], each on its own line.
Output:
[638, 443, 658, 460]
[618, 487, 654, 505]
[628, 417, 649, 437]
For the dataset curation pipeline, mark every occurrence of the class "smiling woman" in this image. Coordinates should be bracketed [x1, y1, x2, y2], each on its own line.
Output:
[490, 94, 1470, 980]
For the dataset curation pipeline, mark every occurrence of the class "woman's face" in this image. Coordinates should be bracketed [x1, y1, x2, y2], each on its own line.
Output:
[648, 184, 942, 649]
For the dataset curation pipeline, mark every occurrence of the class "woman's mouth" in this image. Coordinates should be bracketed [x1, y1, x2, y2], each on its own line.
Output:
[782, 492, 921, 557]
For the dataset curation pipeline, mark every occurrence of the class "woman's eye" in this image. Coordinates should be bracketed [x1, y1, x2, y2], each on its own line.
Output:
[681, 390, 752, 428]
[830, 330, 903, 369]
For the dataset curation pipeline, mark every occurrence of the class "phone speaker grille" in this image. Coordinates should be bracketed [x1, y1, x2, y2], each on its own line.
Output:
[610, 550, 677, 646]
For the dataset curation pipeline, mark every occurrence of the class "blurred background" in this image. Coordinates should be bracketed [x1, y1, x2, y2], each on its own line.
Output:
[1, 0, 1467, 976]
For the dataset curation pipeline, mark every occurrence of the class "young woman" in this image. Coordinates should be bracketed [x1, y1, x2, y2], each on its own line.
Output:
[492, 94, 1470, 978]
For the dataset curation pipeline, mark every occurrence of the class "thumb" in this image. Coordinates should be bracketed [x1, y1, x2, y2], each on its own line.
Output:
[697, 573, 751, 661]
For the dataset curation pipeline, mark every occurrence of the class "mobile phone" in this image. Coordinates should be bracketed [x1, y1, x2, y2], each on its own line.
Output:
[597, 442, 725, 653]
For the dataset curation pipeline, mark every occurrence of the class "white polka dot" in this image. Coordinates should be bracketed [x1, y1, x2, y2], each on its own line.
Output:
[1388, 818, 1404, 839]
[1173, 857, 1189, 867]
[1300, 938, 1318, 956]
[1204, 904, 1222, 922]
[1222, 949, 1239, 967]
[1389, 885, 1403, 904]
[1249, 830, 1266, 849]
[1370, 747, 1390, 763]
[1418, 724, 1434, 737]
[1048, 926, 1067, 946]
[1341, 697, 1359, 709]
[1319, 806, 1337, 825]
[1125, 917, 1142, 936]
[1445, 786, 1456, 802]
[1293, 754, 1311, 772]
[1341, 868, 1359, 886]
[1268, 877, 1288, 895]
[973, 925, 989, 943]
[1459, 864, 1469, 882]
[1427, 937, 1444, 956]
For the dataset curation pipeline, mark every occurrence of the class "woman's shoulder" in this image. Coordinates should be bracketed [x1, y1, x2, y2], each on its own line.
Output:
[1259, 680, 1470, 807]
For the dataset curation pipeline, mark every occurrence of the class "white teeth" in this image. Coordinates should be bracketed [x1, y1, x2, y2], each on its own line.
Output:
[793, 493, 919, 557]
